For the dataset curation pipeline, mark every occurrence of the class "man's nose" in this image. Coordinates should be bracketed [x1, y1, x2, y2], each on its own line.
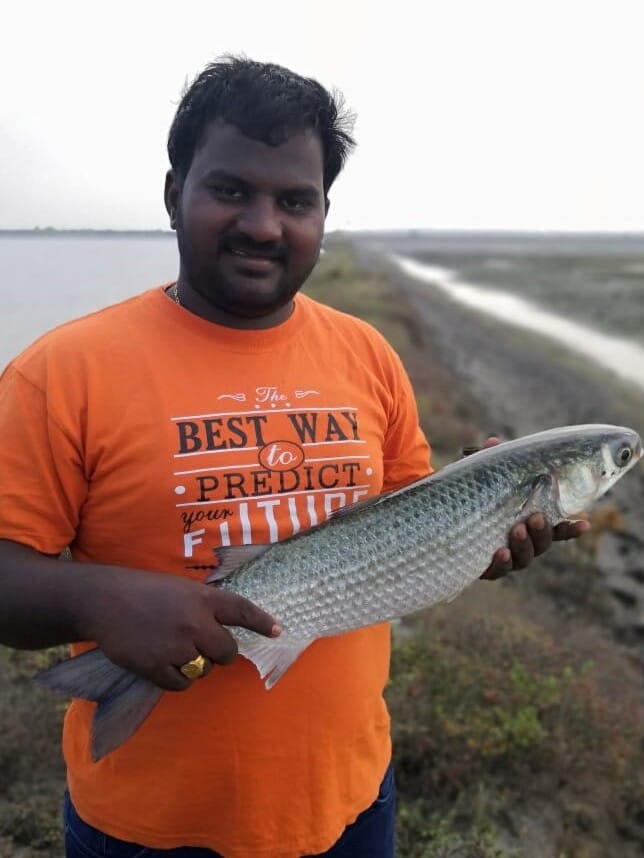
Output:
[237, 196, 283, 243]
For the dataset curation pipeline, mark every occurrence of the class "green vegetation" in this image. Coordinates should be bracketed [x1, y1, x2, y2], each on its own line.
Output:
[0, 649, 66, 855]
[388, 607, 643, 857]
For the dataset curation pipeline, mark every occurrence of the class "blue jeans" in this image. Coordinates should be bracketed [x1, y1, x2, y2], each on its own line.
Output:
[63, 763, 396, 857]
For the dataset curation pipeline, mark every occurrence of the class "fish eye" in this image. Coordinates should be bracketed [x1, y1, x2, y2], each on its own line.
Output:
[614, 445, 633, 467]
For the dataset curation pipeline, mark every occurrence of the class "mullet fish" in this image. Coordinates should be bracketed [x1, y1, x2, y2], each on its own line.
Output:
[36, 424, 642, 760]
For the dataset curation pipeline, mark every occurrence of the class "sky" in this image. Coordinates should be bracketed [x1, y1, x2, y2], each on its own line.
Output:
[1, 0, 643, 233]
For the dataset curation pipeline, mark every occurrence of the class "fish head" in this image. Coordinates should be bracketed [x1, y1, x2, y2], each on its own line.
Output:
[555, 425, 642, 518]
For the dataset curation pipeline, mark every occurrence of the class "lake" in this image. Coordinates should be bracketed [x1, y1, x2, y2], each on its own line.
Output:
[0, 235, 179, 369]
[2, 233, 643, 389]
[393, 254, 644, 393]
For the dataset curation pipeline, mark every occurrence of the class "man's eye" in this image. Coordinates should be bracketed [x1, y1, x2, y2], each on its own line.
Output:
[281, 196, 311, 212]
[212, 185, 243, 199]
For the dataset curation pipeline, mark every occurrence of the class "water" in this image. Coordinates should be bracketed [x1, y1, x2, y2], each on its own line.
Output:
[0, 235, 178, 369]
[393, 255, 644, 393]
[3, 236, 644, 396]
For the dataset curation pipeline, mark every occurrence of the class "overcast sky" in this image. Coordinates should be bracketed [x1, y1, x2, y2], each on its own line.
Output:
[1, 0, 643, 233]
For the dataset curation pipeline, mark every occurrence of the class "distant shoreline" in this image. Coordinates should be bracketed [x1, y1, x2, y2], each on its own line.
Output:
[0, 229, 174, 238]
[3, 227, 644, 238]
[2, 228, 644, 255]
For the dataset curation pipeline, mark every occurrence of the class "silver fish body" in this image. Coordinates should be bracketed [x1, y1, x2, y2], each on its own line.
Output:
[35, 424, 642, 759]
[216, 423, 642, 686]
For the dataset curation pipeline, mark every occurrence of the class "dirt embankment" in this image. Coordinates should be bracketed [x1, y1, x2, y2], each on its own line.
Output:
[350, 237, 644, 651]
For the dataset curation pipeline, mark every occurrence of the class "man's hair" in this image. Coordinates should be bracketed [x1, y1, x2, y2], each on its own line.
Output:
[167, 55, 355, 194]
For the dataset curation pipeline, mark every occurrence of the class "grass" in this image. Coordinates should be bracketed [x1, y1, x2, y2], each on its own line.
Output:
[388, 605, 643, 857]
[0, 648, 66, 855]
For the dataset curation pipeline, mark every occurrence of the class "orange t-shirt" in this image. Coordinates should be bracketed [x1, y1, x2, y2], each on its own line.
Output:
[0, 288, 431, 857]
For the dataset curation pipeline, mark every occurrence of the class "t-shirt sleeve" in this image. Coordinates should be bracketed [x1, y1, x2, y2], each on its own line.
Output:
[381, 350, 433, 492]
[0, 363, 87, 554]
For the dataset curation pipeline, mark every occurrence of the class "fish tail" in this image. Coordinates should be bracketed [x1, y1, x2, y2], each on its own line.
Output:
[34, 648, 163, 760]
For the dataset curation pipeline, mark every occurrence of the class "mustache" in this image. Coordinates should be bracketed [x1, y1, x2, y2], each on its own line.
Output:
[222, 237, 286, 261]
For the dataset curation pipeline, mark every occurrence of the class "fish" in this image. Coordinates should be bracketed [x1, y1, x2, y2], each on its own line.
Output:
[35, 424, 642, 760]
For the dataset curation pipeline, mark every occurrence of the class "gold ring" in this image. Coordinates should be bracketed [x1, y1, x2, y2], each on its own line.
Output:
[179, 654, 207, 679]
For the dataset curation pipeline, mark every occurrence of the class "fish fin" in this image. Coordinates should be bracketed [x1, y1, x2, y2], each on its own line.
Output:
[206, 543, 274, 582]
[519, 473, 558, 519]
[34, 647, 163, 760]
[34, 648, 130, 701]
[237, 635, 313, 689]
[92, 680, 163, 761]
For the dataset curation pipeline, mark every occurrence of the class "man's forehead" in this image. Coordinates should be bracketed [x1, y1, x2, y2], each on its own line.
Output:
[190, 120, 324, 186]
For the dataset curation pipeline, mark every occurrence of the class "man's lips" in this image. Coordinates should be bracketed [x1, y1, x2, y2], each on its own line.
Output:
[226, 245, 283, 260]
[223, 246, 284, 271]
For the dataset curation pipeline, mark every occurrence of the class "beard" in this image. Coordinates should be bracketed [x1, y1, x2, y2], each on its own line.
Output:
[174, 219, 319, 320]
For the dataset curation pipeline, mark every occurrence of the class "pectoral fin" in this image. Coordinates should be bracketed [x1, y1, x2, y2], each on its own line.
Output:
[519, 473, 559, 521]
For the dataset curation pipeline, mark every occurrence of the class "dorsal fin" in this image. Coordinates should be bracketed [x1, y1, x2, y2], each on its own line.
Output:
[205, 543, 274, 583]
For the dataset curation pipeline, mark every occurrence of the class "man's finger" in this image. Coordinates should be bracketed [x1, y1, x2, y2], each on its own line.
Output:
[462, 436, 503, 457]
[149, 666, 193, 692]
[208, 588, 281, 637]
[480, 547, 513, 580]
[507, 522, 535, 570]
[553, 519, 591, 542]
[197, 624, 239, 666]
[525, 513, 553, 557]
[482, 436, 502, 449]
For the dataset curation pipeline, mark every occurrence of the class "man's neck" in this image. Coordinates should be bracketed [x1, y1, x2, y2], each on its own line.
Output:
[170, 279, 295, 330]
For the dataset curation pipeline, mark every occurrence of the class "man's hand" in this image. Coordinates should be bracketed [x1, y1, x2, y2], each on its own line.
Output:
[0, 539, 282, 691]
[466, 437, 591, 581]
[80, 567, 281, 691]
[481, 511, 590, 580]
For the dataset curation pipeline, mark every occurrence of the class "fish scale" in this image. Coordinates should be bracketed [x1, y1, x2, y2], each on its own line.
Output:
[35, 423, 642, 759]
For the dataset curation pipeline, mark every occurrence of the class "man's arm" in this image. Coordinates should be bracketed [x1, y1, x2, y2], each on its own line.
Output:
[0, 539, 280, 690]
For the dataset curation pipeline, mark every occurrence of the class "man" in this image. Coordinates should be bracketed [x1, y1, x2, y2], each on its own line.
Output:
[0, 57, 587, 857]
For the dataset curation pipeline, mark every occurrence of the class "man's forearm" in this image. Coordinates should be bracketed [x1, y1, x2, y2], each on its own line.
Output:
[0, 539, 104, 649]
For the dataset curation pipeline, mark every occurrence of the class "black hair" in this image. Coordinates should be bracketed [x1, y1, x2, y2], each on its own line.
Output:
[167, 55, 355, 193]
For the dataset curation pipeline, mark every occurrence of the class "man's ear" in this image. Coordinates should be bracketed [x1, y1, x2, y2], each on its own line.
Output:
[164, 170, 180, 229]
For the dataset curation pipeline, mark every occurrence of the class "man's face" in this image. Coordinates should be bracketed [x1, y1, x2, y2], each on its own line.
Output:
[165, 121, 328, 326]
